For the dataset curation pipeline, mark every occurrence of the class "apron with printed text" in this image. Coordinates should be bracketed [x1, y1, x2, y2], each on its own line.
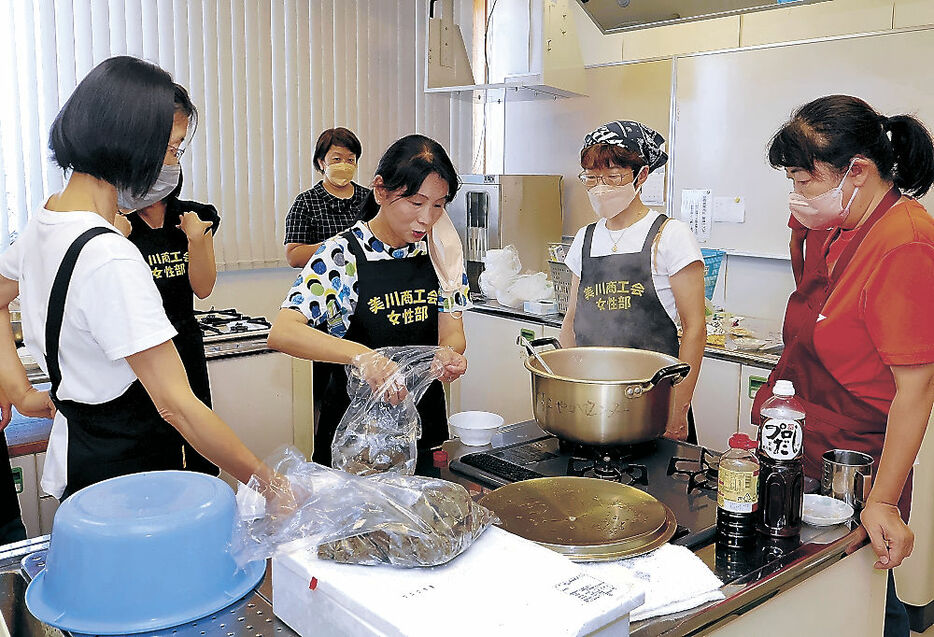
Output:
[316, 230, 446, 471]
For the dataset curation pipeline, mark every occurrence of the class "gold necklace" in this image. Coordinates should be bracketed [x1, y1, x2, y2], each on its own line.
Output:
[606, 209, 648, 252]
[608, 227, 626, 253]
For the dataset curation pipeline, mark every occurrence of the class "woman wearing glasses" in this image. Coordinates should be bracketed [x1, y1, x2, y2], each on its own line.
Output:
[559, 120, 706, 442]
[0, 56, 274, 499]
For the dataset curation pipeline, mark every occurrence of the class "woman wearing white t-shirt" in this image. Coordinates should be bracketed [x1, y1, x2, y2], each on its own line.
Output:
[560, 121, 706, 442]
[0, 56, 277, 500]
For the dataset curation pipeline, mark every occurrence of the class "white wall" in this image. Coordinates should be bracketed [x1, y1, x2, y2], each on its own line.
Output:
[500, 0, 934, 326]
[195, 267, 298, 321]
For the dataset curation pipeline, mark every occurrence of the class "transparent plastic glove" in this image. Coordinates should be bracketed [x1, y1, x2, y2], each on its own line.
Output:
[433, 346, 468, 383]
[350, 350, 407, 405]
[333, 346, 448, 475]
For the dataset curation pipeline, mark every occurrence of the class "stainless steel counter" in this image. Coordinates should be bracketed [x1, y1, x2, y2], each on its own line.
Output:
[468, 300, 781, 369]
[0, 535, 295, 637]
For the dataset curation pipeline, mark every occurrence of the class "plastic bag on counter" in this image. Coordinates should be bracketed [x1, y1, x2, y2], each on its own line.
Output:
[478, 245, 522, 299]
[479, 245, 555, 308]
[332, 345, 448, 476]
[503, 272, 554, 308]
[231, 446, 497, 568]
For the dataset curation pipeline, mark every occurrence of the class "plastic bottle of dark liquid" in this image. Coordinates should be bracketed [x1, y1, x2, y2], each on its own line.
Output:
[756, 380, 805, 537]
[716, 433, 759, 548]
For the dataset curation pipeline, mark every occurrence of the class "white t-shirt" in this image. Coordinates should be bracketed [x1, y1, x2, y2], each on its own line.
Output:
[564, 211, 703, 323]
[0, 206, 177, 497]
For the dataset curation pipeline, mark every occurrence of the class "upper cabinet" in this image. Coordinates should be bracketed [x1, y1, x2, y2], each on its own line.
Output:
[426, 0, 587, 101]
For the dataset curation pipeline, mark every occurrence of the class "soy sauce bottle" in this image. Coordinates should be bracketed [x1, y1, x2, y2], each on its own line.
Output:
[716, 433, 759, 548]
[756, 380, 805, 537]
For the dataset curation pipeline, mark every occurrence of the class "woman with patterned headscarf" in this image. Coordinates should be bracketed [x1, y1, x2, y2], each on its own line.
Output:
[560, 120, 706, 442]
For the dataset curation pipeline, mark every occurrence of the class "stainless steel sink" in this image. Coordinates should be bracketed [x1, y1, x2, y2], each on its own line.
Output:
[0, 569, 64, 637]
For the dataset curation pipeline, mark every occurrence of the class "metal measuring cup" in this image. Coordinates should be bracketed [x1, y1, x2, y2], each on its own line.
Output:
[821, 449, 874, 511]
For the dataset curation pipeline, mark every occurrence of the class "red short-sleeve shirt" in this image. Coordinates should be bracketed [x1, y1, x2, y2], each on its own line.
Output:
[813, 198, 934, 412]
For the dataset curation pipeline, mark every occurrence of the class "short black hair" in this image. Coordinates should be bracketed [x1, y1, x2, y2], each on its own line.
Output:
[49, 56, 191, 199]
[313, 127, 363, 173]
[769, 94, 934, 198]
[357, 134, 459, 222]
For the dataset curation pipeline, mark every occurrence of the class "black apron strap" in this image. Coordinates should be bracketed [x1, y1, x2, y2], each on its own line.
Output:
[640, 214, 668, 255]
[45, 227, 116, 401]
[581, 223, 596, 261]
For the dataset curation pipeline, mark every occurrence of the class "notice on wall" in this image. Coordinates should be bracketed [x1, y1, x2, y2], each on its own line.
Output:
[713, 196, 745, 223]
[641, 168, 666, 206]
[680, 189, 712, 242]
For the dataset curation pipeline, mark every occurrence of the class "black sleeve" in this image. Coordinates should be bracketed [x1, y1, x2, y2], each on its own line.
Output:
[173, 198, 221, 234]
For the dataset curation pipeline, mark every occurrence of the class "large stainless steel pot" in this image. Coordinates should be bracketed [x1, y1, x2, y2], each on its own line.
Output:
[519, 337, 690, 446]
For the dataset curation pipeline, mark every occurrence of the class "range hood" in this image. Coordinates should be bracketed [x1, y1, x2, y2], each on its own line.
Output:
[574, 0, 831, 34]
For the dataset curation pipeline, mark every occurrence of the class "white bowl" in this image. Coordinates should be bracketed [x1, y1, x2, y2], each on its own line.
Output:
[802, 493, 855, 526]
[449, 411, 505, 446]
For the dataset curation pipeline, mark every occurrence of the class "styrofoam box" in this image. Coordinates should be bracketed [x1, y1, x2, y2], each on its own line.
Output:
[273, 527, 644, 637]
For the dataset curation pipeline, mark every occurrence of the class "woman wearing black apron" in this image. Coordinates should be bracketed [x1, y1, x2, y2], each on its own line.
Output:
[121, 172, 220, 475]
[560, 121, 706, 443]
[0, 56, 274, 500]
[269, 135, 469, 473]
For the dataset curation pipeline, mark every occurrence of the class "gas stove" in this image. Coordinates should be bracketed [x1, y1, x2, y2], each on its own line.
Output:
[194, 308, 272, 343]
[448, 421, 722, 550]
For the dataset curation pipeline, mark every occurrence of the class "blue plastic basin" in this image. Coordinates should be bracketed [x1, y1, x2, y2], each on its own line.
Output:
[25, 471, 265, 635]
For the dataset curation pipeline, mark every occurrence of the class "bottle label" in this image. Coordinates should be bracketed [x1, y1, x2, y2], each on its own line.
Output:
[759, 417, 803, 460]
[718, 467, 759, 513]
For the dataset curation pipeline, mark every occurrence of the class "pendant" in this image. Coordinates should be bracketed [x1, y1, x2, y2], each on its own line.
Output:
[612, 246, 618, 252]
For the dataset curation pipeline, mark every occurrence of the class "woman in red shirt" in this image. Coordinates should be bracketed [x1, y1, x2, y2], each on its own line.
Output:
[753, 95, 934, 584]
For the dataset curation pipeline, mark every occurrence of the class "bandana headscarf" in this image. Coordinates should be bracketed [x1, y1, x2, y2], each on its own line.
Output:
[582, 120, 669, 173]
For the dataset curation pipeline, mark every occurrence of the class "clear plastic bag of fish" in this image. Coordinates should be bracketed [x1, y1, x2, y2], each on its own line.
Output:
[232, 446, 497, 568]
[331, 345, 448, 476]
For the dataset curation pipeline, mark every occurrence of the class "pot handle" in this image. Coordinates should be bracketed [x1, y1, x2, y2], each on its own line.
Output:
[645, 363, 691, 389]
[516, 335, 562, 356]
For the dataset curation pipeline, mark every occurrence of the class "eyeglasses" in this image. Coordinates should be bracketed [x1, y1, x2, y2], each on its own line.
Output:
[578, 171, 634, 188]
[168, 144, 187, 160]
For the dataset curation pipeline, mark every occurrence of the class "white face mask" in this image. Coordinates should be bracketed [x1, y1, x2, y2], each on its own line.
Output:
[117, 163, 181, 211]
[586, 169, 645, 219]
[787, 160, 858, 230]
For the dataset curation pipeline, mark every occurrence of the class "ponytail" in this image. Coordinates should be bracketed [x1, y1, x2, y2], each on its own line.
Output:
[884, 115, 934, 198]
[769, 95, 934, 199]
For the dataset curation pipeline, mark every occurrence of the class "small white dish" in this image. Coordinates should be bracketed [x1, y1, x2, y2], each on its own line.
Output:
[448, 411, 505, 446]
[802, 493, 855, 526]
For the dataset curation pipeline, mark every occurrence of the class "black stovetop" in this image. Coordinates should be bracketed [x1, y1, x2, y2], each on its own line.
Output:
[449, 431, 722, 550]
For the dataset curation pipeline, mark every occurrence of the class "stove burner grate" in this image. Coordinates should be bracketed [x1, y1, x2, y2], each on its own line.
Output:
[666, 447, 721, 494]
[567, 453, 649, 485]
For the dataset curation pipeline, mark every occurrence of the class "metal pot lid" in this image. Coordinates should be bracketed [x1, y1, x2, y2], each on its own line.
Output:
[479, 476, 677, 561]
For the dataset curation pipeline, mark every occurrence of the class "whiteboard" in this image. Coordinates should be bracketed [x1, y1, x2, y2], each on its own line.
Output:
[671, 28, 934, 257]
